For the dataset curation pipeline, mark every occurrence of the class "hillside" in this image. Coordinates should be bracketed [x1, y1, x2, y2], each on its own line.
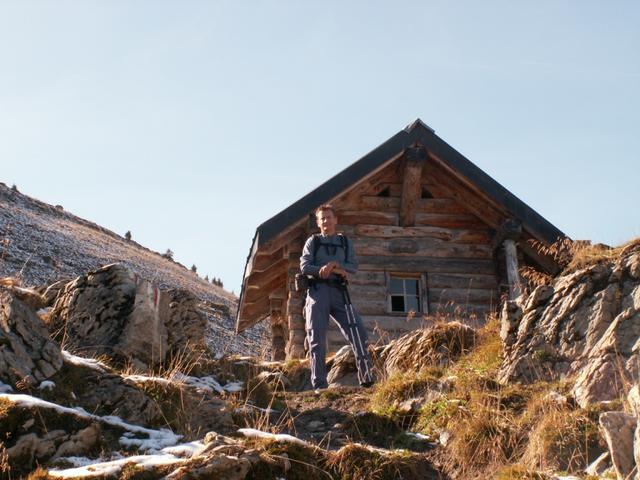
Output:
[0, 182, 262, 355]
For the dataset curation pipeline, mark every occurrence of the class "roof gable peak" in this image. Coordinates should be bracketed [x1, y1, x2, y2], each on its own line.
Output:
[404, 118, 435, 134]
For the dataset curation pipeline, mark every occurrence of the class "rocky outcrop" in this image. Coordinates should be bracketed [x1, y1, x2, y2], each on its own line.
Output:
[48, 263, 207, 369]
[499, 249, 640, 407]
[0, 286, 63, 387]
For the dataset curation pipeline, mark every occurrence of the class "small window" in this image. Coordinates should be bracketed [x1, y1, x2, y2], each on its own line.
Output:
[388, 274, 427, 314]
[421, 187, 434, 199]
[377, 186, 390, 197]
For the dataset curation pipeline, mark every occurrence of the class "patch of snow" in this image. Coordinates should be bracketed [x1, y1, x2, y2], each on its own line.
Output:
[238, 428, 309, 446]
[0, 382, 13, 393]
[405, 432, 432, 441]
[0, 393, 181, 451]
[124, 372, 243, 395]
[62, 350, 110, 372]
[39, 380, 56, 390]
[235, 404, 277, 415]
[50, 441, 202, 478]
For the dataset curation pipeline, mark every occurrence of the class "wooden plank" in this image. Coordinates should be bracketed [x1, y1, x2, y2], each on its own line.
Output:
[428, 273, 498, 290]
[400, 157, 424, 227]
[354, 224, 491, 243]
[241, 296, 270, 320]
[359, 256, 497, 275]
[352, 237, 493, 258]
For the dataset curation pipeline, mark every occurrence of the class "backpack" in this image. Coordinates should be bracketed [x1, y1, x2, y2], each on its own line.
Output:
[310, 233, 349, 263]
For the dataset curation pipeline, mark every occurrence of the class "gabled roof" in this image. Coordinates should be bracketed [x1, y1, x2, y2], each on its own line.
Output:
[236, 119, 565, 332]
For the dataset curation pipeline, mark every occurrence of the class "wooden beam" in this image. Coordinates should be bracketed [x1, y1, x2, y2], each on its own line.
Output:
[400, 147, 426, 227]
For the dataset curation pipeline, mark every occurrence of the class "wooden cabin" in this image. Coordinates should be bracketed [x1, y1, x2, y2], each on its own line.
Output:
[236, 119, 565, 360]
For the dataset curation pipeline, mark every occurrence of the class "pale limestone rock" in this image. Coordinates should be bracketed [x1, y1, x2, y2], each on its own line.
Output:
[600, 411, 636, 480]
[0, 287, 63, 387]
[49, 263, 207, 368]
[499, 250, 640, 408]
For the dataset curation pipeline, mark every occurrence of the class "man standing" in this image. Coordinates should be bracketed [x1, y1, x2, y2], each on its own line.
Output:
[300, 204, 375, 391]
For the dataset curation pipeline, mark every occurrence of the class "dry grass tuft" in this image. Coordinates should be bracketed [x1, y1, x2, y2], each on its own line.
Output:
[380, 321, 477, 376]
[528, 236, 640, 275]
[327, 443, 436, 480]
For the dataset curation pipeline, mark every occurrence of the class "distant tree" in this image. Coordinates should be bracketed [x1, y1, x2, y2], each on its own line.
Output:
[11, 184, 18, 192]
[162, 249, 174, 260]
[124, 231, 132, 241]
[204, 275, 209, 282]
[219, 279, 224, 288]
[191, 264, 197, 274]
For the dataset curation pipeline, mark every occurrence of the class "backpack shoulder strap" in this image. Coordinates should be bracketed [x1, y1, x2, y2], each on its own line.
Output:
[338, 234, 349, 263]
[311, 234, 321, 258]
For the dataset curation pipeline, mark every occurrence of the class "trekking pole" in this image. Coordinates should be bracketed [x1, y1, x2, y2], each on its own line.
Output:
[340, 279, 373, 382]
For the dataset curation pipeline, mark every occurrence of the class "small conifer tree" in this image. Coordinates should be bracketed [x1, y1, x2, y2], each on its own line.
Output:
[191, 264, 197, 274]
[125, 231, 132, 241]
[163, 249, 174, 260]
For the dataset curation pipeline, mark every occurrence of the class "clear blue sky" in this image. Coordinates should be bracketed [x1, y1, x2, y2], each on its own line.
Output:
[1, 1, 639, 293]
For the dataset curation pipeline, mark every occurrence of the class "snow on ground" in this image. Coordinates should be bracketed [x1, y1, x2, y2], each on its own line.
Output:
[38, 380, 56, 390]
[0, 381, 13, 393]
[238, 428, 309, 446]
[0, 393, 181, 451]
[49, 441, 204, 478]
[124, 373, 243, 394]
[62, 350, 110, 372]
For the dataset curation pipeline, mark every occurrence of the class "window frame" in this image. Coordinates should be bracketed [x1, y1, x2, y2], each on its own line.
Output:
[385, 272, 429, 315]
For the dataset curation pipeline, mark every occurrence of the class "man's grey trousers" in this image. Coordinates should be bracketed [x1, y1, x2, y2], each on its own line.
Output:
[305, 282, 374, 389]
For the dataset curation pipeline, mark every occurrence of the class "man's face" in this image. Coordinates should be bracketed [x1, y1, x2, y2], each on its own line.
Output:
[316, 209, 337, 235]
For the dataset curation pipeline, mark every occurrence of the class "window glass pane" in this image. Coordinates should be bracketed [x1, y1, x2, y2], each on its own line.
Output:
[390, 277, 404, 294]
[406, 295, 420, 313]
[405, 279, 420, 296]
[391, 295, 405, 312]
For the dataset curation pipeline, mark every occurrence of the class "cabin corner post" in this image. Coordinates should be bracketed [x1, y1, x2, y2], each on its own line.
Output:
[285, 257, 306, 359]
[269, 296, 286, 361]
[499, 219, 523, 300]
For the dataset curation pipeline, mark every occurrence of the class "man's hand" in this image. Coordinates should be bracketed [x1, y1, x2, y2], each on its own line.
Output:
[333, 267, 349, 279]
[319, 261, 338, 279]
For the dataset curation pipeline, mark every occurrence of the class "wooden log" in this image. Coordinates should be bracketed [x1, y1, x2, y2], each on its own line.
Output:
[352, 237, 492, 259]
[337, 210, 398, 226]
[429, 288, 497, 305]
[417, 198, 468, 214]
[504, 238, 522, 299]
[354, 224, 491, 244]
[425, 161, 505, 228]
[400, 150, 425, 227]
[253, 246, 287, 272]
[359, 196, 401, 211]
[358, 256, 497, 275]
[241, 297, 270, 320]
[246, 258, 288, 285]
[428, 273, 498, 290]
[414, 213, 485, 229]
[350, 271, 387, 286]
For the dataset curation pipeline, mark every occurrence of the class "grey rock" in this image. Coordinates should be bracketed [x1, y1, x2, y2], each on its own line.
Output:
[599, 411, 636, 480]
[0, 286, 63, 387]
[48, 264, 207, 368]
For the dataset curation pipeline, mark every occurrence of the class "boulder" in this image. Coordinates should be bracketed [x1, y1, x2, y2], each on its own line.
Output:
[599, 411, 636, 480]
[499, 250, 640, 407]
[48, 263, 207, 368]
[0, 286, 63, 387]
